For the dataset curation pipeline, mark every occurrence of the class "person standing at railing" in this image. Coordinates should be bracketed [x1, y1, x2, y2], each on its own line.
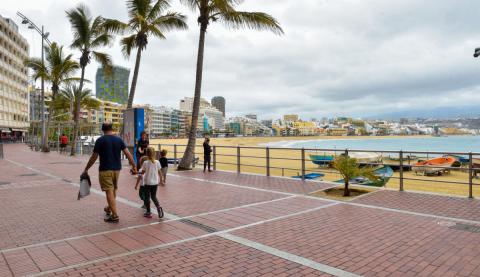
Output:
[203, 137, 212, 172]
[136, 131, 149, 168]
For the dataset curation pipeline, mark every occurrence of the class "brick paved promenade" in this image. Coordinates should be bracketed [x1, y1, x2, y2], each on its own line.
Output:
[1, 144, 480, 276]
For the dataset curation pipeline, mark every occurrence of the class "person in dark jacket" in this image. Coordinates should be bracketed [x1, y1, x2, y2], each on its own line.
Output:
[136, 131, 149, 168]
[203, 137, 212, 172]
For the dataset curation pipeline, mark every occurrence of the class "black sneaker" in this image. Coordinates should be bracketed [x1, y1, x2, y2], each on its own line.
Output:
[156, 206, 164, 219]
[104, 215, 119, 223]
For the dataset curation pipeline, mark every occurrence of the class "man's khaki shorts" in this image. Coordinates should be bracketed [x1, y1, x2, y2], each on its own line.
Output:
[99, 170, 120, 191]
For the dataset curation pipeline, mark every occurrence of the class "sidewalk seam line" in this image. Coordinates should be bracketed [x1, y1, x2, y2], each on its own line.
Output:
[219, 233, 361, 277]
[26, 203, 339, 276]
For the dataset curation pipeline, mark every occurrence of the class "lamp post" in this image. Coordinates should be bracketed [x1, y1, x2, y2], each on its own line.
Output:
[17, 12, 51, 152]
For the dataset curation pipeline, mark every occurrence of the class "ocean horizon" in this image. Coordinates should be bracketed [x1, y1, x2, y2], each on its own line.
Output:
[263, 135, 480, 154]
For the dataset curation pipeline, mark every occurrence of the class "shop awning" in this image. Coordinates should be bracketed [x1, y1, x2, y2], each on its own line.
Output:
[0, 128, 11, 133]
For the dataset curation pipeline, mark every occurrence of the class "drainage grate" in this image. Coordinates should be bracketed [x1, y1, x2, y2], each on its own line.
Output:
[18, 173, 38, 177]
[0, 182, 10, 186]
[450, 223, 480, 233]
[180, 219, 218, 233]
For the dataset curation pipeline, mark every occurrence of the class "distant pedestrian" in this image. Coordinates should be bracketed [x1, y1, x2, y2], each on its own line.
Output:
[203, 137, 212, 172]
[83, 123, 136, 223]
[140, 147, 164, 218]
[159, 149, 168, 184]
[136, 131, 149, 169]
[59, 133, 68, 154]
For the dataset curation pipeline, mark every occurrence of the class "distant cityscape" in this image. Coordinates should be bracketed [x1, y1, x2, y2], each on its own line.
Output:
[1, 13, 480, 141]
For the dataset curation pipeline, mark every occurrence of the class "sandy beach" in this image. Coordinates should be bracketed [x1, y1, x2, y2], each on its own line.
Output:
[151, 135, 479, 198]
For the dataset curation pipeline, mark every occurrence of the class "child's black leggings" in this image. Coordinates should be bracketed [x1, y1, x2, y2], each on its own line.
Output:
[144, 185, 160, 213]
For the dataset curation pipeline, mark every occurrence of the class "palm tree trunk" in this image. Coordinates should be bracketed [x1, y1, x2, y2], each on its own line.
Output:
[178, 25, 207, 170]
[344, 179, 350, 197]
[127, 48, 143, 109]
[44, 86, 59, 153]
[71, 65, 86, 156]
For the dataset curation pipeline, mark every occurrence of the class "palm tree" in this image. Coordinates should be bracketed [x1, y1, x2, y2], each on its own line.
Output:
[177, 0, 283, 170]
[26, 42, 79, 152]
[333, 156, 378, 197]
[54, 84, 101, 119]
[103, 0, 188, 108]
[66, 4, 114, 155]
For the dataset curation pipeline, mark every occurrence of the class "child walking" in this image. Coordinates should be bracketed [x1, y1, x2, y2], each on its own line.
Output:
[140, 147, 164, 218]
[159, 149, 168, 184]
[135, 156, 148, 207]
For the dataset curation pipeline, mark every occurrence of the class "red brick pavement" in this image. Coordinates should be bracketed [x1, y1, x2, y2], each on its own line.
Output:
[233, 203, 480, 277]
[173, 169, 335, 194]
[47, 236, 330, 277]
[352, 190, 480, 222]
[0, 183, 152, 249]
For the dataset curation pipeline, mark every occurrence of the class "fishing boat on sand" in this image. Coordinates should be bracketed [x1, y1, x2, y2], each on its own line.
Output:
[335, 165, 394, 187]
[309, 152, 382, 166]
[412, 156, 456, 175]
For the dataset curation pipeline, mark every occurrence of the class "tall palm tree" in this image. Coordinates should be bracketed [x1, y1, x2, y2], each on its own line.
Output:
[177, 0, 283, 170]
[26, 42, 79, 152]
[103, 0, 188, 108]
[66, 4, 114, 155]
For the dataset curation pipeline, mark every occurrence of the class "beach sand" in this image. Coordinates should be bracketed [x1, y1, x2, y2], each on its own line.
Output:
[151, 136, 479, 198]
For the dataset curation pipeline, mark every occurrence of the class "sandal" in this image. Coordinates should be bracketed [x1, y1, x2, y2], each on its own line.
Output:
[104, 207, 112, 216]
[104, 215, 119, 223]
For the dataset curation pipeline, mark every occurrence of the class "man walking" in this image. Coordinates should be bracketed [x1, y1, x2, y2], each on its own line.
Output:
[83, 123, 136, 223]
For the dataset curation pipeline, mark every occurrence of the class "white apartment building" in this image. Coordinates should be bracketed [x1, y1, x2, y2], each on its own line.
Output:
[179, 97, 224, 132]
[151, 106, 186, 138]
[0, 16, 29, 139]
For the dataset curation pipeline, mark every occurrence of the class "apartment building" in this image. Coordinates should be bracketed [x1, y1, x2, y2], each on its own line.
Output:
[0, 15, 29, 139]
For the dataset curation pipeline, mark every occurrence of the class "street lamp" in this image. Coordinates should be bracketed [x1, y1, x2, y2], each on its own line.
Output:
[17, 12, 52, 152]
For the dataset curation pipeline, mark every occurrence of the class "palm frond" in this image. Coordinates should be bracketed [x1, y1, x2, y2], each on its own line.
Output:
[152, 12, 188, 32]
[148, 0, 171, 20]
[218, 11, 284, 35]
[179, 0, 200, 12]
[120, 34, 138, 57]
[102, 18, 129, 35]
[66, 4, 92, 50]
[90, 33, 114, 48]
[92, 51, 113, 74]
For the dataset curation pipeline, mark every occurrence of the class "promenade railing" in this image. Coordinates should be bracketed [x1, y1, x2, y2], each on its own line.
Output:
[151, 143, 480, 199]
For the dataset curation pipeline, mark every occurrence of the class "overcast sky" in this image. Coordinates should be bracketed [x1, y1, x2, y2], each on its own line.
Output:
[3, 0, 480, 120]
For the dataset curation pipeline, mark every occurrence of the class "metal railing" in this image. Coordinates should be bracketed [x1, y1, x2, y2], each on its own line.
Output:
[152, 143, 480, 199]
[0, 143, 3, 159]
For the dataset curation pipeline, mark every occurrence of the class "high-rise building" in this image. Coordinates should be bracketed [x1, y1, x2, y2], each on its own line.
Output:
[96, 66, 130, 105]
[29, 87, 52, 122]
[211, 96, 225, 117]
[245, 114, 257, 121]
[0, 16, 29, 139]
[179, 97, 210, 111]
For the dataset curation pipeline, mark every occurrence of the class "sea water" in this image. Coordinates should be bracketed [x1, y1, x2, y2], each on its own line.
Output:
[267, 136, 480, 153]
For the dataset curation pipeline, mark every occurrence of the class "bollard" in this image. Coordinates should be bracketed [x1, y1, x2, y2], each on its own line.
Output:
[469, 152, 473, 199]
[399, 151, 404, 192]
[266, 147, 270, 177]
[213, 146, 216, 171]
[237, 146, 241, 173]
[0, 143, 3, 159]
[174, 144, 178, 168]
[301, 148, 306, 180]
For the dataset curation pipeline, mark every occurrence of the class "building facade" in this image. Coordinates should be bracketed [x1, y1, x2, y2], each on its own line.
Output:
[151, 106, 186, 138]
[211, 96, 225, 117]
[0, 16, 29, 139]
[95, 66, 130, 105]
[180, 97, 224, 133]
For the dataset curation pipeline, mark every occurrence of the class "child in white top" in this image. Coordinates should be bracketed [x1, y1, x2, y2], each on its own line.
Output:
[140, 147, 164, 218]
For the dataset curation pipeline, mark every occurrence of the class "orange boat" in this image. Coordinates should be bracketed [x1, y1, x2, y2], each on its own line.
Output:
[412, 156, 456, 175]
